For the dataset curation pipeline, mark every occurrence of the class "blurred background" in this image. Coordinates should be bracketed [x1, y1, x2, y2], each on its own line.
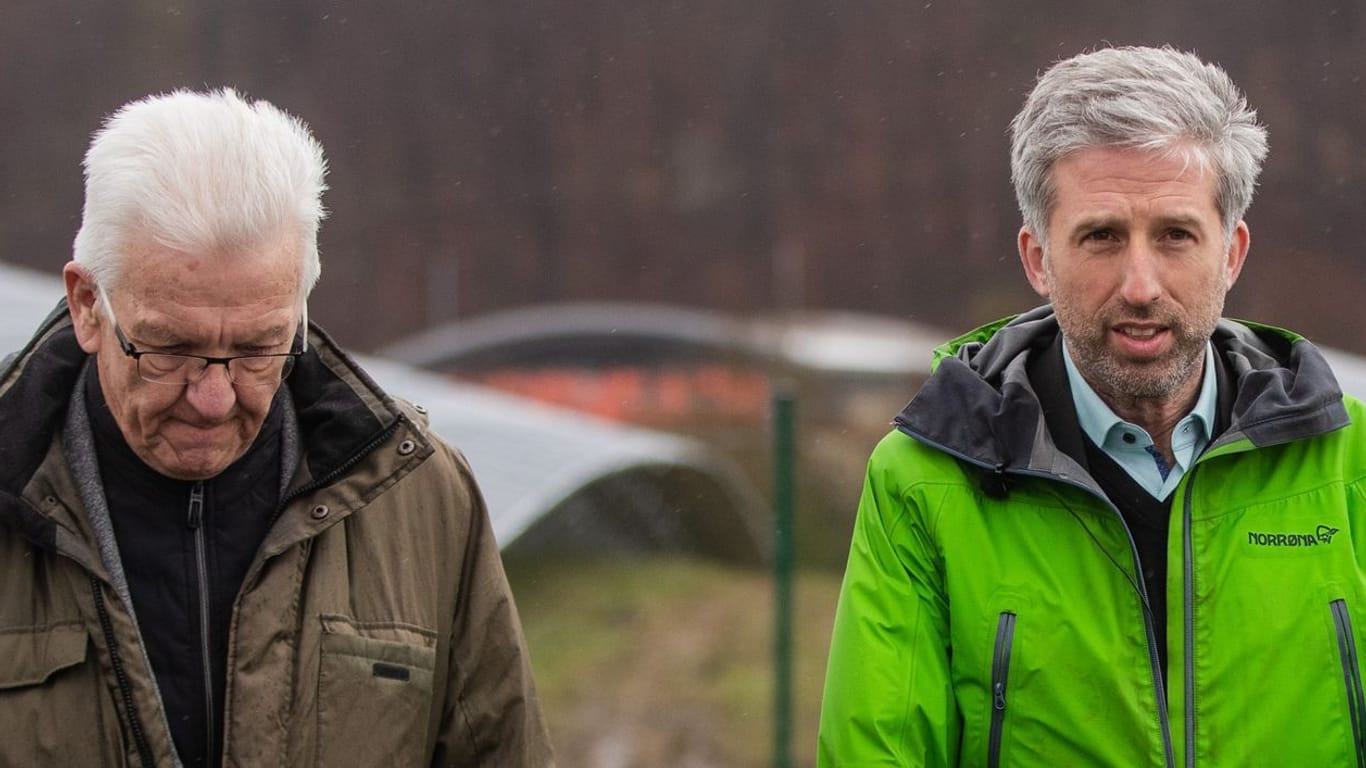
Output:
[4, 3, 1366, 765]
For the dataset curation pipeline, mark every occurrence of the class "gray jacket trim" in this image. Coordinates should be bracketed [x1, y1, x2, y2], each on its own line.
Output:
[63, 360, 186, 768]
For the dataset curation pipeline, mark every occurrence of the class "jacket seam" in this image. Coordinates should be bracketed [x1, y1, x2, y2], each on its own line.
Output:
[281, 539, 310, 768]
[1184, 477, 1366, 523]
[317, 616, 440, 639]
[454, 680, 480, 756]
[0, 619, 86, 635]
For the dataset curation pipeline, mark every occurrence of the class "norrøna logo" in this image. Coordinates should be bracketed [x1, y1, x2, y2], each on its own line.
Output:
[1247, 525, 1340, 548]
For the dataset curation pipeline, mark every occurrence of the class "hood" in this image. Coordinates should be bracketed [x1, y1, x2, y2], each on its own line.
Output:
[896, 306, 1350, 481]
[0, 301, 85, 549]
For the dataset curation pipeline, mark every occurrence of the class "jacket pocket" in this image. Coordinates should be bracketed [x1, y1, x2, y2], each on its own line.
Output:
[0, 623, 86, 687]
[988, 611, 1017, 768]
[0, 624, 123, 766]
[1331, 599, 1366, 768]
[316, 625, 438, 768]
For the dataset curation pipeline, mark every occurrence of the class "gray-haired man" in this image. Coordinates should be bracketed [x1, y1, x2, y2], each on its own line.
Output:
[819, 46, 1366, 766]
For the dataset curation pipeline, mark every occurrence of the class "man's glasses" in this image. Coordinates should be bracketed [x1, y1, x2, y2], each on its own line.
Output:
[103, 297, 304, 387]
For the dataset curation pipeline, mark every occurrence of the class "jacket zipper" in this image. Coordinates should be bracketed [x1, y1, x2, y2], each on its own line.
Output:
[897, 430, 1176, 767]
[1106, 497, 1174, 768]
[90, 574, 156, 767]
[1181, 473, 1197, 768]
[188, 481, 217, 765]
[1331, 599, 1366, 768]
[988, 611, 1017, 768]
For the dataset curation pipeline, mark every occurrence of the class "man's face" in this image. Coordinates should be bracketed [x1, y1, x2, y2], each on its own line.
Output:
[1018, 146, 1249, 405]
[65, 236, 303, 480]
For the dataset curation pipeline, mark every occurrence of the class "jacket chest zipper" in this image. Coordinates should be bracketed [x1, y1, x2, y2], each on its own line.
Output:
[988, 611, 1017, 768]
[1331, 599, 1366, 768]
[187, 481, 217, 764]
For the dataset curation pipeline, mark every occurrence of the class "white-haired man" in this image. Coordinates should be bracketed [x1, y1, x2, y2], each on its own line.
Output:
[0, 89, 553, 766]
[819, 47, 1366, 766]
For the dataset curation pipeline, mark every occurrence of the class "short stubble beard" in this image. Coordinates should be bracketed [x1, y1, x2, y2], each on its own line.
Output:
[1049, 272, 1223, 404]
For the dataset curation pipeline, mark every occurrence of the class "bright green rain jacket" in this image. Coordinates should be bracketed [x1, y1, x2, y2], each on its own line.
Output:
[818, 307, 1366, 767]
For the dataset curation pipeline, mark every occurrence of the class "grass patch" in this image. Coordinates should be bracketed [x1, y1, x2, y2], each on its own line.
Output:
[506, 555, 842, 768]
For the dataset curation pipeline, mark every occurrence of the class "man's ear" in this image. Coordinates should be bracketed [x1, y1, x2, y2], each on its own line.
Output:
[1225, 220, 1251, 289]
[1018, 227, 1051, 299]
[63, 262, 104, 354]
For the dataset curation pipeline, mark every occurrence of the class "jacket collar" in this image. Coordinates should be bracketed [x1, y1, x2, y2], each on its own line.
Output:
[0, 301, 85, 548]
[895, 307, 1350, 480]
[0, 298, 406, 550]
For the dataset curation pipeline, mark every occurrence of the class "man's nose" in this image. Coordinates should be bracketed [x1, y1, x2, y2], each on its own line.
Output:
[1118, 244, 1163, 306]
[183, 363, 237, 419]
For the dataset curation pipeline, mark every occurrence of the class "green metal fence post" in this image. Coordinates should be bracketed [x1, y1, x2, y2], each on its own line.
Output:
[773, 387, 795, 768]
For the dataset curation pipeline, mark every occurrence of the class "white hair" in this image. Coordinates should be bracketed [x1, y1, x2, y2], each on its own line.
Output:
[73, 87, 328, 300]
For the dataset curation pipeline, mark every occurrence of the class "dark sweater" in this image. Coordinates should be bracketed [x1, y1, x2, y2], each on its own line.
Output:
[85, 371, 283, 768]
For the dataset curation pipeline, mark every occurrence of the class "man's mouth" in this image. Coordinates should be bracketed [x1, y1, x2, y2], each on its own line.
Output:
[1109, 322, 1173, 358]
[1119, 326, 1160, 339]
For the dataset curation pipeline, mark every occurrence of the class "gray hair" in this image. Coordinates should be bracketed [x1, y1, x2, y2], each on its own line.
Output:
[73, 88, 328, 298]
[1010, 46, 1268, 243]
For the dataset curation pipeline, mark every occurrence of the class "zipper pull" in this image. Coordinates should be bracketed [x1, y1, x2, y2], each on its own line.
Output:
[187, 482, 205, 529]
[993, 681, 1007, 711]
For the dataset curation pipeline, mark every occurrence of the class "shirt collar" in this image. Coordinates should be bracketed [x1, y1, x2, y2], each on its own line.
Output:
[1062, 339, 1218, 452]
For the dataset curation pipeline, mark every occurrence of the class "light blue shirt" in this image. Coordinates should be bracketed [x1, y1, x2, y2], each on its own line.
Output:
[1062, 340, 1218, 500]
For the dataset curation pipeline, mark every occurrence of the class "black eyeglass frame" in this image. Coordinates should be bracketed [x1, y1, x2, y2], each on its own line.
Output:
[112, 322, 305, 387]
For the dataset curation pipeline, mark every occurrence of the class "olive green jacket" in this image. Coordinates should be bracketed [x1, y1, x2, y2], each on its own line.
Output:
[819, 308, 1366, 767]
[0, 304, 553, 766]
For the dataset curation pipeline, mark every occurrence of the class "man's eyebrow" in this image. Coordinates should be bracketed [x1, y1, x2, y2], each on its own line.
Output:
[1152, 213, 1210, 230]
[1065, 215, 1122, 237]
[1065, 211, 1211, 237]
[126, 322, 187, 347]
[235, 325, 294, 349]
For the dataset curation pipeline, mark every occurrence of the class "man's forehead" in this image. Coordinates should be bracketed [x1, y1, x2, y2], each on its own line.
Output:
[109, 247, 303, 343]
[115, 238, 303, 296]
[122, 228, 302, 268]
[1051, 149, 1218, 206]
[1054, 145, 1213, 181]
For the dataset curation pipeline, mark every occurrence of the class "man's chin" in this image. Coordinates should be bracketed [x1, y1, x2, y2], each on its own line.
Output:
[1096, 359, 1194, 400]
[143, 446, 241, 481]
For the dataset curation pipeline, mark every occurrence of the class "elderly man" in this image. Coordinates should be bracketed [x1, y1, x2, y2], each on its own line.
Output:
[819, 46, 1366, 766]
[0, 90, 553, 766]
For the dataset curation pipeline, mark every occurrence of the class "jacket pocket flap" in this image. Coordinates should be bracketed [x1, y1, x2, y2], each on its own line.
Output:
[0, 625, 88, 689]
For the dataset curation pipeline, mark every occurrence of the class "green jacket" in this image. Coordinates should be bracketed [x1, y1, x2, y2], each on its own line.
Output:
[0, 304, 554, 766]
[818, 307, 1366, 767]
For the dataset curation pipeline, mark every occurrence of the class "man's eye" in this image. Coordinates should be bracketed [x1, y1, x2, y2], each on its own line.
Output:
[235, 356, 279, 373]
[1083, 229, 1115, 243]
[142, 354, 191, 374]
[1167, 229, 1194, 241]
